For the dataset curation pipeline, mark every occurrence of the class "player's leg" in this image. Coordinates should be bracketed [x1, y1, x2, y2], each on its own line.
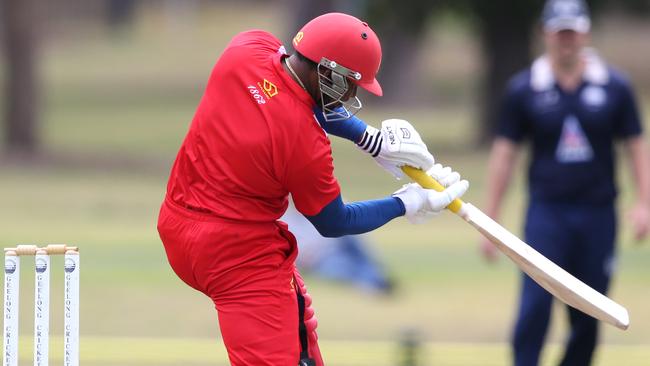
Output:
[212, 265, 323, 365]
[313, 236, 393, 293]
[202, 224, 322, 365]
[157, 201, 203, 292]
[339, 236, 394, 293]
[214, 279, 301, 366]
[513, 275, 554, 366]
[294, 268, 324, 365]
[160, 203, 311, 365]
[513, 202, 571, 366]
[558, 205, 616, 366]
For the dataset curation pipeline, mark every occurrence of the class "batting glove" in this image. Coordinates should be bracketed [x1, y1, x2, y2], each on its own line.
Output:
[357, 119, 435, 179]
[392, 165, 469, 224]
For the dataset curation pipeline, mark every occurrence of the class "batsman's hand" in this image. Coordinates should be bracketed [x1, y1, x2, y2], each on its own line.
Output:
[358, 119, 435, 179]
[392, 164, 469, 224]
[628, 202, 650, 242]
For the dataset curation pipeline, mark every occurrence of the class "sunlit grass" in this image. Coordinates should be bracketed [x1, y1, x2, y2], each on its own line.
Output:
[11, 336, 650, 366]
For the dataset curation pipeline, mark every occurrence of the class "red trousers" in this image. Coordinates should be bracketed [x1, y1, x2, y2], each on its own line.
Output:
[157, 199, 323, 365]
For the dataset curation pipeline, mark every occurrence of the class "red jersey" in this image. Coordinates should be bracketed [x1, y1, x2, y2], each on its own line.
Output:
[166, 30, 340, 222]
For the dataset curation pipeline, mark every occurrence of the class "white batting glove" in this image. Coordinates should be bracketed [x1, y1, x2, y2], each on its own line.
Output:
[427, 163, 461, 188]
[392, 167, 469, 224]
[357, 119, 435, 179]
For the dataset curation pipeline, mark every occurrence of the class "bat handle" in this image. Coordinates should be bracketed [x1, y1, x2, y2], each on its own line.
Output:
[401, 166, 465, 214]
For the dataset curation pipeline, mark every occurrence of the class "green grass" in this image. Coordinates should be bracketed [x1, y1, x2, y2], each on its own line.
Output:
[1, 3, 650, 365]
[11, 337, 650, 366]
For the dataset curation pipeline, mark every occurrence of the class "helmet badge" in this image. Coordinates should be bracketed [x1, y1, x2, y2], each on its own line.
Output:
[293, 32, 304, 47]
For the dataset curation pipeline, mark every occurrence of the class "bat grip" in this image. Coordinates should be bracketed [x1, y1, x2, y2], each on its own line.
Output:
[401, 166, 464, 214]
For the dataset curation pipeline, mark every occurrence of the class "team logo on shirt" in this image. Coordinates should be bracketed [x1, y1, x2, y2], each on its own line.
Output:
[293, 32, 304, 47]
[259, 79, 278, 98]
[581, 85, 607, 109]
[247, 85, 267, 105]
[556, 115, 593, 163]
[247, 79, 278, 105]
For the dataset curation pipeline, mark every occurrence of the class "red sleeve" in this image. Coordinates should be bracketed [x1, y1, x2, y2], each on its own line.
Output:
[284, 126, 341, 216]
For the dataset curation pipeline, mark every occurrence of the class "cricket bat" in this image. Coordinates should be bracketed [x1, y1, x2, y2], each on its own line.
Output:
[402, 166, 630, 330]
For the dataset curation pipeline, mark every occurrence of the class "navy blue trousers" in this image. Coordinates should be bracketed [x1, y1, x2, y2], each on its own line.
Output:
[513, 202, 616, 366]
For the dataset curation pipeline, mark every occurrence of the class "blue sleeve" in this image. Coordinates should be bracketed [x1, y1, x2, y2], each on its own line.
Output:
[305, 194, 405, 238]
[313, 106, 368, 143]
[612, 72, 643, 138]
[496, 72, 529, 143]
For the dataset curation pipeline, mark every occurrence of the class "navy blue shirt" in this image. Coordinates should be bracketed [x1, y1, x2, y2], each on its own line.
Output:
[497, 55, 643, 205]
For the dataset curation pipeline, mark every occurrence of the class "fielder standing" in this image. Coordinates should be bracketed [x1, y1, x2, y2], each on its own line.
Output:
[480, 1, 650, 365]
[157, 12, 468, 366]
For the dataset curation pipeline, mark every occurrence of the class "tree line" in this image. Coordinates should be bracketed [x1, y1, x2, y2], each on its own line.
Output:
[2, 0, 648, 156]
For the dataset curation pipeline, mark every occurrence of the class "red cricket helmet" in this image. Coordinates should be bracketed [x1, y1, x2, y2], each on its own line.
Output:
[293, 12, 383, 97]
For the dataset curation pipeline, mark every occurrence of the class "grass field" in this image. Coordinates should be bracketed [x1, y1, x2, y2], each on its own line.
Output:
[1, 3, 650, 365]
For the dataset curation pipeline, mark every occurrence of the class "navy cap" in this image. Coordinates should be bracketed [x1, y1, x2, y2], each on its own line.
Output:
[542, 0, 591, 33]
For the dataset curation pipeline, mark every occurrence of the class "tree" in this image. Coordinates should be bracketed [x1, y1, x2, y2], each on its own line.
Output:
[463, 0, 545, 145]
[365, 0, 439, 104]
[1, 0, 40, 155]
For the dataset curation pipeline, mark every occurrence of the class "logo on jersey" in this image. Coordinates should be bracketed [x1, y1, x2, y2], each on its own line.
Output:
[293, 32, 304, 47]
[259, 79, 278, 98]
[581, 85, 607, 109]
[247, 79, 278, 105]
[556, 115, 593, 163]
[247, 85, 266, 105]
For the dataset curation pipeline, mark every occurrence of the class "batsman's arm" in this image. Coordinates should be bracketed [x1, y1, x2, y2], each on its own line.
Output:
[483, 137, 520, 219]
[480, 138, 520, 260]
[313, 106, 367, 142]
[625, 136, 650, 241]
[627, 136, 650, 203]
[305, 194, 405, 238]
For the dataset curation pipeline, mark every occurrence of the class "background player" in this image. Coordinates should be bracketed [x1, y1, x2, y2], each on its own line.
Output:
[479, 1, 650, 365]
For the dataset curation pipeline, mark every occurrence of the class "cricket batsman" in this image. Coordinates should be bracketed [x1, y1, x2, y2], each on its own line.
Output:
[157, 12, 468, 365]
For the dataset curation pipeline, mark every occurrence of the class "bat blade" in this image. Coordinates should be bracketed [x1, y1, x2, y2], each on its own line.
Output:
[400, 165, 629, 330]
[463, 203, 629, 330]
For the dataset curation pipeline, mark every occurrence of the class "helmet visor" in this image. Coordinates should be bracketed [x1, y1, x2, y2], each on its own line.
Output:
[317, 59, 363, 121]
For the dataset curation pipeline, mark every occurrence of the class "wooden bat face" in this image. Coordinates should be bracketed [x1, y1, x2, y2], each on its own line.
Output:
[401, 166, 629, 330]
[460, 203, 629, 330]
